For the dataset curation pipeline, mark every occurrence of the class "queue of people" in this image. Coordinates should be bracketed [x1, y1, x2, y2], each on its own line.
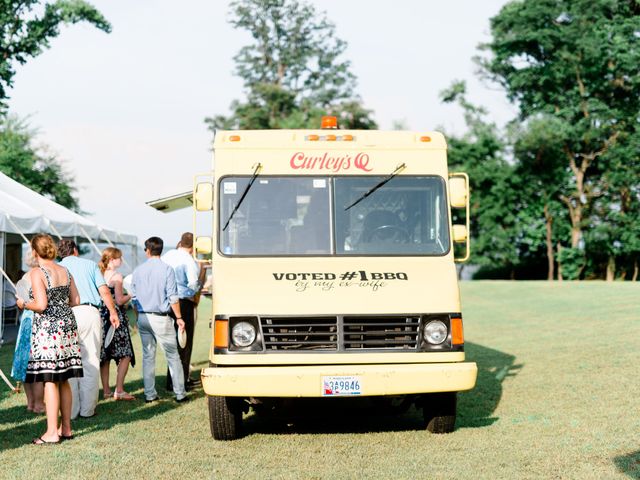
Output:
[8, 232, 206, 445]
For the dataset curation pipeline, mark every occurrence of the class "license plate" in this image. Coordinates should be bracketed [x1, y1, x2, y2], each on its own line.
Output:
[322, 376, 362, 396]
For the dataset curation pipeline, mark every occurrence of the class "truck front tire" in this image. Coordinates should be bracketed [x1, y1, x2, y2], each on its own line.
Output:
[422, 392, 457, 434]
[208, 395, 243, 440]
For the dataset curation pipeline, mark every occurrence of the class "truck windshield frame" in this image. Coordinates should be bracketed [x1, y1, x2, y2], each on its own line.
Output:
[218, 175, 450, 257]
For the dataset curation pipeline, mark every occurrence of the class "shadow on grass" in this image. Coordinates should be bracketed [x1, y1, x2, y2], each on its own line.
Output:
[615, 451, 640, 479]
[0, 374, 205, 452]
[457, 341, 522, 429]
[235, 341, 521, 436]
[243, 397, 426, 435]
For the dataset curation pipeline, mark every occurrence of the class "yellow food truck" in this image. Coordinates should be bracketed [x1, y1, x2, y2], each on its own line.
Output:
[149, 117, 477, 440]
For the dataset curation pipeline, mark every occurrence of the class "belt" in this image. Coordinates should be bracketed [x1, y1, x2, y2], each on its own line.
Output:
[80, 303, 100, 309]
[139, 311, 169, 316]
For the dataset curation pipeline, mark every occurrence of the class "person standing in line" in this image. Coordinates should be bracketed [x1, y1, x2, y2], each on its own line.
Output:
[98, 247, 136, 401]
[130, 236, 187, 403]
[16, 234, 82, 444]
[161, 232, 206, 390]
[58, 240, 119, 419]
[11, 252, 45, 413]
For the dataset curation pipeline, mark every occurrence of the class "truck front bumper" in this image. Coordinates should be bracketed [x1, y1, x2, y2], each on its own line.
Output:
[201, 362, 477, 397]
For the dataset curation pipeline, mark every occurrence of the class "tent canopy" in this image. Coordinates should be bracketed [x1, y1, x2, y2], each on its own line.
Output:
[0, 172, 137, 245]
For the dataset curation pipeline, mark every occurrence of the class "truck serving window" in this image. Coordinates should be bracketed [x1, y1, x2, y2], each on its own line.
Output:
[334, 176, 449, 255]
[219, 176, 449, 256]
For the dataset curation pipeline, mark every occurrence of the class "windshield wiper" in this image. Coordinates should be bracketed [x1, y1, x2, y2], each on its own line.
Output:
[344, 163, 406, 211]
[222, 163, 262, 231]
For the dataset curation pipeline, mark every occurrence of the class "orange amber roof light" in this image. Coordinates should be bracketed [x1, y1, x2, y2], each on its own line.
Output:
[321, 115, 338, 129]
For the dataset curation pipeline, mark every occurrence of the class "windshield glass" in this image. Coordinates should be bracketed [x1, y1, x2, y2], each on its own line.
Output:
[219, 176, 449, 256]
[220, 177, 331, 255]
[335, 176, 449, 255]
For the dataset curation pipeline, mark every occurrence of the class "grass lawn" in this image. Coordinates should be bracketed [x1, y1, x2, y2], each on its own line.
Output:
[1, 282, 639, 479]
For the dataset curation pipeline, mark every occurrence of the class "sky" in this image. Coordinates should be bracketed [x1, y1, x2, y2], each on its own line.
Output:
[7, 0, 515, 252]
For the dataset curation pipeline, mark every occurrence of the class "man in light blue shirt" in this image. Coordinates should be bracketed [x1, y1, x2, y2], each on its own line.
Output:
[161, 232, 205, 390]
[58, 240, 119, 419]
[131, 236, 187, 403]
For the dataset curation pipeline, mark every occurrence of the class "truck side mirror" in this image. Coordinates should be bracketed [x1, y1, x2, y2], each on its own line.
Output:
[194, 182, 214, 211]
[449, 176, 468, 208]
[449, 172, 470, 263]
[452, 225, 468, 243]
[195, 236, 213, 255]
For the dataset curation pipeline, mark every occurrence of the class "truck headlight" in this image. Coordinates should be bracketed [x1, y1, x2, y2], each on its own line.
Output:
[231, 321, 257, 347]
[423, 320, 447, 345]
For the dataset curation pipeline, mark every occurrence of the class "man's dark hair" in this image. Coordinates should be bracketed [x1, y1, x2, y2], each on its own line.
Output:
[180, 232, 193, 249]
[145, 236, 164, 256]
[58, 239, 78, 259]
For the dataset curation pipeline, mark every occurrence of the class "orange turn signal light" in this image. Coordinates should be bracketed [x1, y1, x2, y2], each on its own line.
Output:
[420, 135, 432, 142]
[321, 115, 338, 129]
[451, 317, 464, 345]
[229, 135, 241, 142]
[214, 320, 229, 348]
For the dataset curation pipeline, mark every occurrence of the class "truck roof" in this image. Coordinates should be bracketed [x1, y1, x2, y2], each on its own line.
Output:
[213, 130, 447, 150]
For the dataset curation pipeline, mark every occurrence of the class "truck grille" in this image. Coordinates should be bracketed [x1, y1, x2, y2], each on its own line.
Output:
[258, 315, 420, 351]
[343, 316, 420, 350]
[261, 316, 338, 351]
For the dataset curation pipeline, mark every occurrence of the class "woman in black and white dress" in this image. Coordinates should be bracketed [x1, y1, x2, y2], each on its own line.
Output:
[98, 247, 136, 401]
[17, 234, 82, 445]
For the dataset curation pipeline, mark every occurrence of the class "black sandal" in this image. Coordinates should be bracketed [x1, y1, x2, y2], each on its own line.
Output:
[32, 436, 60, 445]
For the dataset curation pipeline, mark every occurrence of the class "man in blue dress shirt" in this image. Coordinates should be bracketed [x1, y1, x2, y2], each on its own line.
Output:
[161, 232, 206, 390]
[131, 236, 187, 403]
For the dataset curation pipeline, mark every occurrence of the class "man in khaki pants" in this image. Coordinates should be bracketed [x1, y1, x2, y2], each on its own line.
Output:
[58, 240, 119, 419]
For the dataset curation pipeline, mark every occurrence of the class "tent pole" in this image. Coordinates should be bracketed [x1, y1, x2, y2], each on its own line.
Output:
[6, 216, 31, 245]
[78, 227, 102, 256]
[0, 232, 4, 344]
[0, 232, 15, 390]
[49, 223, 63, 240]
[110, 232, 131, 270]
[0, 267, 16, 289]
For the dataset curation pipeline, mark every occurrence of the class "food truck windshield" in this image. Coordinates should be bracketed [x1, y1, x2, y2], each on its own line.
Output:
[219, 175, 450, 256]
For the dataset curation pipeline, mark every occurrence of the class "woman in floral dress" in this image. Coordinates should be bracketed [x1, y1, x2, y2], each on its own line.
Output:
[11, 252, 45, 413]
[98, 247, 136, 401]
[17, 234, 82, 445]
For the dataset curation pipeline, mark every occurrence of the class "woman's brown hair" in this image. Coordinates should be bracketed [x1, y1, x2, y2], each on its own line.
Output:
[99, 247, 123, 274]
[31, 233, 57, 260]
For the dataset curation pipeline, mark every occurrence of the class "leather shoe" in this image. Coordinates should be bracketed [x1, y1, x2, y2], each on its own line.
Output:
[145, 396, 159, 403]
[175, 395, 189, 404]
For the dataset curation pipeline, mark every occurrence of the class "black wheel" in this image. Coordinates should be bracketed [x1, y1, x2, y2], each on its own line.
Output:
[422, 392, 457, 434]
[208, 395, 243, 440]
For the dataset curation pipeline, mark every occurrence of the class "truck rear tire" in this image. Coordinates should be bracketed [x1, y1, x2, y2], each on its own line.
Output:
[423, 392, 457, 434]
[208, 395, 243, 440]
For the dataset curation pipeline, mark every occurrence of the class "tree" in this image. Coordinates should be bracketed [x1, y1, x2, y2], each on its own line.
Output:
[0, 115, 79, 210]
[510, 116, 571, 280]
[479, 0, 640, 279]
[206, 0, 376, 130]
[441, 81, 523, 278]
[0, 0, 111, 112]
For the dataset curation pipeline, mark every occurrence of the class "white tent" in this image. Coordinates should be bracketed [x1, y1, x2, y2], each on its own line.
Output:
[0, 173, 137, 245]
[0, 172, 138, 339]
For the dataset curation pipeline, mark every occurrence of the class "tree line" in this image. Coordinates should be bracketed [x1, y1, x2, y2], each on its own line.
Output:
[0, 0, 111, 210]
[1, 0, 638, 280]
